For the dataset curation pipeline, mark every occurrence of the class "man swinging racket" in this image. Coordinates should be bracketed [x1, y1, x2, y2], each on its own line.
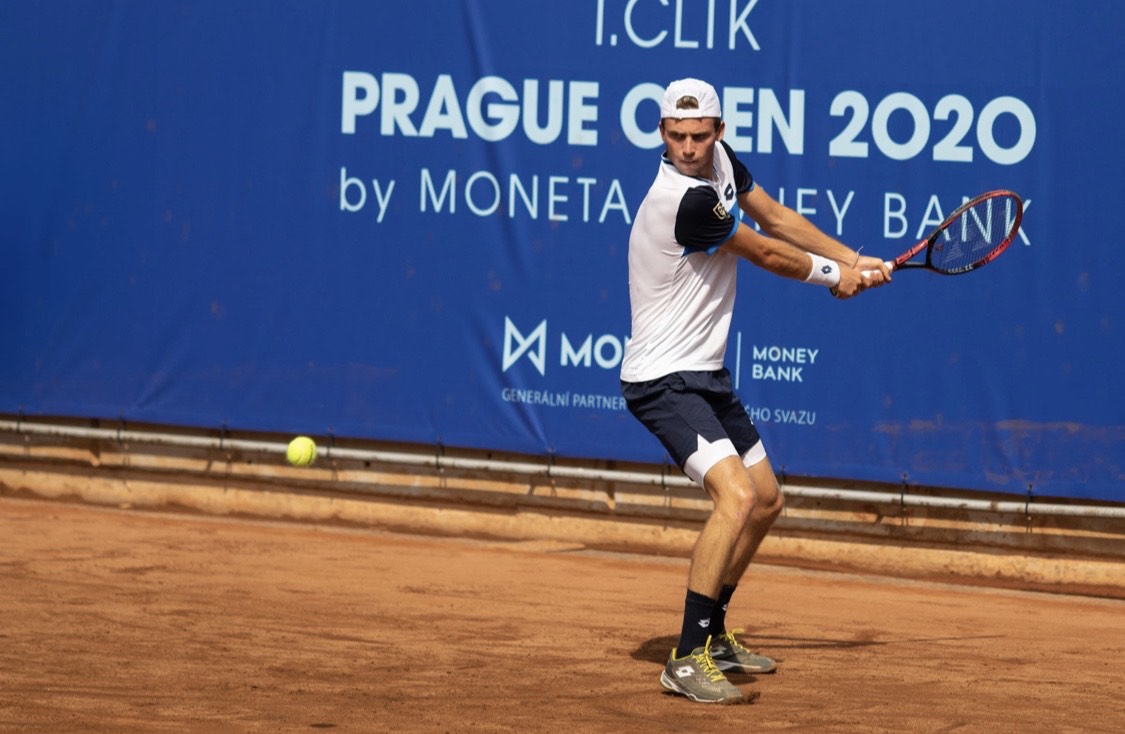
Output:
[620, 78, 889, 704]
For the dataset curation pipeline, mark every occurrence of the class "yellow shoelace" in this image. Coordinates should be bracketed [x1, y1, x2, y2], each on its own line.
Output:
[691, 637, 726, 683]
[720, 628, 751, 653]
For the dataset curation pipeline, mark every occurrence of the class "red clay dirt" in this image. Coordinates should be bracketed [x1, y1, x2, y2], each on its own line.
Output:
[1, 495, 1122, 733]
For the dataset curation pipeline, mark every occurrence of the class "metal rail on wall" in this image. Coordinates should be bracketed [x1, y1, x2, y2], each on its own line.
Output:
[2, 418, 1124, 521]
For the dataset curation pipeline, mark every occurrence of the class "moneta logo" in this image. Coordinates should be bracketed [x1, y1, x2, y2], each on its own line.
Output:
[502, 316, 628, 376]
[503, 317, 547, 375]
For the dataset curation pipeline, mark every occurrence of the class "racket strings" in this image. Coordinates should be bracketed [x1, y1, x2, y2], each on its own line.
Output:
[929, 194, 1020, 274]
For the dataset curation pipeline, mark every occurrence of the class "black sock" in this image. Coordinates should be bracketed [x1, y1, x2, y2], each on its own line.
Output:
[710, 584, 737, 636]
[676, 589, 718, 658]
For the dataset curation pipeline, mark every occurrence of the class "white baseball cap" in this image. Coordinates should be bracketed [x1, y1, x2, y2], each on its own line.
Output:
[660, 78, 722, 119]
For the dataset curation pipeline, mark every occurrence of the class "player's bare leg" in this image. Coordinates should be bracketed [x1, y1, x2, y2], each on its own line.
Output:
[707, 456, 783, 675]
[722, 457, 784, 586]
[687, 455, 759, 597]
[660, 455, 757, 704]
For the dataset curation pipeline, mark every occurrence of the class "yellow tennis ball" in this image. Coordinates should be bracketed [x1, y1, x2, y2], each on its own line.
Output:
[286, 436, 317, 467]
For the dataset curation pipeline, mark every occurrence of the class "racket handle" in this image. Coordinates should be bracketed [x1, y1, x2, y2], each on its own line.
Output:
[831, 260, 894, 297]
[861, 260, 894, 278]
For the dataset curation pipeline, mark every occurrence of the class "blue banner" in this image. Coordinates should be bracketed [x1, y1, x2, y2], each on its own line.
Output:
[2, 1, 1122, 500]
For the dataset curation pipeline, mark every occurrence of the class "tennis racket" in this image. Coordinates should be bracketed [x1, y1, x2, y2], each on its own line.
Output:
[873, 190, 1024, 276]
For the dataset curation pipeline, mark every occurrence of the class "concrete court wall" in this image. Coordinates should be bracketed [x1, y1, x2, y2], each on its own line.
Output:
[1, 420, 1122, 598]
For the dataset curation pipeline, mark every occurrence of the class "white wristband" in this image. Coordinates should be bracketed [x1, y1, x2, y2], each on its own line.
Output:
[804, 254, 841, 287]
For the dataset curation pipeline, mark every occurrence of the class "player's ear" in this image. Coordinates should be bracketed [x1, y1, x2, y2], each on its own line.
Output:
[715, 119, 725, 140]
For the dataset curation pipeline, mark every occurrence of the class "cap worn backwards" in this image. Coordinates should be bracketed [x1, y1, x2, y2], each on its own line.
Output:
[660, 78, 722, 120]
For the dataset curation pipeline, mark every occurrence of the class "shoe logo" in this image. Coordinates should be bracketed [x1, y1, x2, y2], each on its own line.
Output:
[711, 645, 727, 655]
[675, 666, 695, 679]
[697, 619, 711, 629]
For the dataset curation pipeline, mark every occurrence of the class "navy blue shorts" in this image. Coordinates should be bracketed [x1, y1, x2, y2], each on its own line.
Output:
[621, 368, 766, 486]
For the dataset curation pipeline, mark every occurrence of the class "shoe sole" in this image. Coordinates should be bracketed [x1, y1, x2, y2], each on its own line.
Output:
[659, 671, 743, 704]
[712, 658, 778, 674]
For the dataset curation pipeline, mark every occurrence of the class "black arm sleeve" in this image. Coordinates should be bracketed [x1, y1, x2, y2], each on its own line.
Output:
[674, 186, 738, 251]
[720, 140, 754, 194]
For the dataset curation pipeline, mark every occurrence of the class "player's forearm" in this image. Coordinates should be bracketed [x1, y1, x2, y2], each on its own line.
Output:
[721, 223, 825, 280]
[739, 188, 860, 265]
[767, 210, 858, 264]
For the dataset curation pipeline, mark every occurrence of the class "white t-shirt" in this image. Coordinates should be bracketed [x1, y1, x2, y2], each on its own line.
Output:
[620, 141, 754, 383]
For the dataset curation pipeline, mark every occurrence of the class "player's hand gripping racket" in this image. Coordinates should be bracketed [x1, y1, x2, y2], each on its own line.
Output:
[874, 190, 1024, 276]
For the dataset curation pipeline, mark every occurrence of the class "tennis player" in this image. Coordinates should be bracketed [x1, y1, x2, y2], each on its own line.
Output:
[620, 78, 889, 704]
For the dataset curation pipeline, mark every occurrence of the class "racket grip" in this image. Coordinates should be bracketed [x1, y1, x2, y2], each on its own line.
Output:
[861, 261, 894, 278]
[831, 260, 894, 297]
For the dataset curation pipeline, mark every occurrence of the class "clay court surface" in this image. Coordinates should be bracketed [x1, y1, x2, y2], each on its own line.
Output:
[1, 495, 1123, 733]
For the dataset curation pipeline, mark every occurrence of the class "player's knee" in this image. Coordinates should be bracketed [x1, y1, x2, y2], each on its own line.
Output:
[750, 482, 783, 525]
[761, 489, 784, 522]
[719, 481, 758, 528]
